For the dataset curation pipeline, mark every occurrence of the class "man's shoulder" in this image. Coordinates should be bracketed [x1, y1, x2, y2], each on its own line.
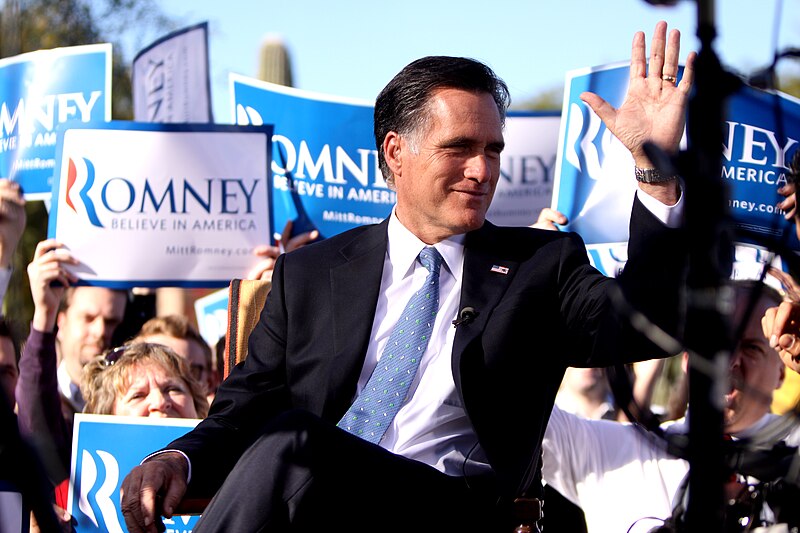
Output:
[286, 222, 386, 262]
[469, 221, 584, 257]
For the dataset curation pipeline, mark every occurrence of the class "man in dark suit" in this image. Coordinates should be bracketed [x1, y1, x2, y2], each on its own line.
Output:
[122, 21, 695, 532]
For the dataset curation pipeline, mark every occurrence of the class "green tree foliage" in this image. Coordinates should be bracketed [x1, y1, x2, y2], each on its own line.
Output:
[0, 0, 173, 331]
[513, 85, 563, 112]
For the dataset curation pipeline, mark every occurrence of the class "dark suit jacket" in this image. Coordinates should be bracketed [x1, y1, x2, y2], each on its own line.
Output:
[171, 196, 686, 501]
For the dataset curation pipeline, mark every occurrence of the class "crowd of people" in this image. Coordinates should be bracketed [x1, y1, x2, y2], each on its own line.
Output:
[1, 19, 799, 533]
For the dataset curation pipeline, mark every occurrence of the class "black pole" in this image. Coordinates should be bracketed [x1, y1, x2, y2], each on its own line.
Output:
[679, 0, 740, 530]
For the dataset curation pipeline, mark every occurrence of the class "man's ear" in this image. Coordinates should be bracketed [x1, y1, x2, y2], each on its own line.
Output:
[55, 311, 66, 341]
[383, 132, 402, 177]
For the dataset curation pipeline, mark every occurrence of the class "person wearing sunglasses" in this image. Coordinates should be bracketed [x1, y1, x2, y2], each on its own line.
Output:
[82, 342, 208, 419]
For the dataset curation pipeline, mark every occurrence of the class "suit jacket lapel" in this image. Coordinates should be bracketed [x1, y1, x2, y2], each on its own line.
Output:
[452, 222, 519, 391]
[328, 220, 389, 412]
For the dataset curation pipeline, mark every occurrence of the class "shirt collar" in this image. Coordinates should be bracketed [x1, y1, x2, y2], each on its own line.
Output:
[387, 207, 464, 280]
[57, 360, 85, 411]
[732, 413, 780, 440]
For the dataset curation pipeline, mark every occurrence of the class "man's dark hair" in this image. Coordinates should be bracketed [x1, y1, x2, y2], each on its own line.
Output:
[373, 56, 510, 185]
[136, 314, 212, 369]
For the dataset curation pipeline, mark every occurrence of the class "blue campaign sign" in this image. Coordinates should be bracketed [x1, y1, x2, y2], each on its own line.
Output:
[68, 414, 201, 533]
[553, 61, 678, 246]
[231, 75, 394, 243]
[553, 62, 800, 254]
[723, 85, 800, 250]
[194, 287, 229, 348]
[0, 44, 111, 199]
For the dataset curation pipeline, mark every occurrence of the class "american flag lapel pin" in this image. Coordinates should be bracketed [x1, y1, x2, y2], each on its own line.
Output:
[490, 265, 509, 275]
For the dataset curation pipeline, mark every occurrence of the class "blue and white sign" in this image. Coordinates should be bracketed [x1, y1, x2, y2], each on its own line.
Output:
[553, 61, 800, 276]
[723, 84, 800, 248]
[48, 121, 273, 288]
[0, 44, 111, 199]
[194, 287, 229, 348]
[487, 111, 561, 227]
[232, 76, 563, 239]
[232, 76, 387, 243]
[552, 61, 685, 246]
[133, 22, 213, 123]
[68, 414, 201, 533]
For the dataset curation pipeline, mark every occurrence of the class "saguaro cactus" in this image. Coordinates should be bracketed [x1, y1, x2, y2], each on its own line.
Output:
[258, 34, 293, 87]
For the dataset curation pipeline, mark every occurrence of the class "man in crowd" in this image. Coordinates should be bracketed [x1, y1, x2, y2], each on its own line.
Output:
[122, 21, 694, 532]
[0, 317, 19, 408]
[543, 280, 798, 532]
[16, 238, 127, 471]
[0, 179, 26, 306]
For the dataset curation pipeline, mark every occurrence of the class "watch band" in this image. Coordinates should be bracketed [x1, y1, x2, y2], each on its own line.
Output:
[634, 166, 675, 184]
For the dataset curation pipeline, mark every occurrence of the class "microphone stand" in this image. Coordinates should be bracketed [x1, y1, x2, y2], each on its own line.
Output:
[677, 0, 741, 530]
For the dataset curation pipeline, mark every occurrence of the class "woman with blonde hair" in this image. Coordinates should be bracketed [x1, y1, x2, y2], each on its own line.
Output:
[82, 341, 208, 419]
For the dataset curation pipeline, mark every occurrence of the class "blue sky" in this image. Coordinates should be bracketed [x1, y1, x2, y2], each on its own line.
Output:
[131, 0, 800, 123]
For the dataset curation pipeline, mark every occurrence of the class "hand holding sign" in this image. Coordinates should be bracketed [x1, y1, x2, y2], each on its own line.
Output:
[27, 239, 79, 331]
[247, 219, 320, 281]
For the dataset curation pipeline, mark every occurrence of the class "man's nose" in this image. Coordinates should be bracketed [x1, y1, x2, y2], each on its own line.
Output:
[729, 350, 743, 370]
[88, 316, 106, 341]
[464, 154, 493, 182]
[94, 318, 116, 347]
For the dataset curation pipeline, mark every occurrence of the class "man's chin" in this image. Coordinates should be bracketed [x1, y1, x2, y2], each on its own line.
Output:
[723, 409, 736, 431]
[456, 212, 487, 233]
[80, 347, 105, 365]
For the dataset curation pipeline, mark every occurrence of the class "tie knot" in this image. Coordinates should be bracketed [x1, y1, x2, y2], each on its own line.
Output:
[419, 247, 443, 276]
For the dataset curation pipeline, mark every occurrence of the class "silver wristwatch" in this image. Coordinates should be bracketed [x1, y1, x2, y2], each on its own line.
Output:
[634, 166, 675, 184]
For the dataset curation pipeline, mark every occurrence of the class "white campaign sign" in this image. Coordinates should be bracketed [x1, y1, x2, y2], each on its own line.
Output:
[48, 123, 272, 288]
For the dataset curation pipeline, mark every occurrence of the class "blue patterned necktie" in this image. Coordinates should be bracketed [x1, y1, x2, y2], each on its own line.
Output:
[338, 246, 444, 444]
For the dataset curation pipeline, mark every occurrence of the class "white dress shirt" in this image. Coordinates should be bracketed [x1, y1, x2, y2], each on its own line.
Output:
[57, 360, 85, 413]
[357, 209, 489, 476]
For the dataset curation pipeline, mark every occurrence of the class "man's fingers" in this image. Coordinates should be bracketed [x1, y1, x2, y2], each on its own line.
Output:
[762, 306, 777, 340]
[246, 258, 276, 281]
[34, 239, 62, 259]
[253, 244, 280, 259]
[629, 30, 647, 80]
[778, 333, 798, 352]
[770, 301, 798, 348]
[161, 478, 187, 518]
[579, 92, 616, 131]
[678, 51, 696, 95]
[121, 483, 153, 533]
[663, 28, 681, 76]
[647, 21, 668, 83]
[280, 219, 295, 249]
[121, 467, 167, 533]
[532, 208, 567, 231]
[286, 229, 319, 252]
